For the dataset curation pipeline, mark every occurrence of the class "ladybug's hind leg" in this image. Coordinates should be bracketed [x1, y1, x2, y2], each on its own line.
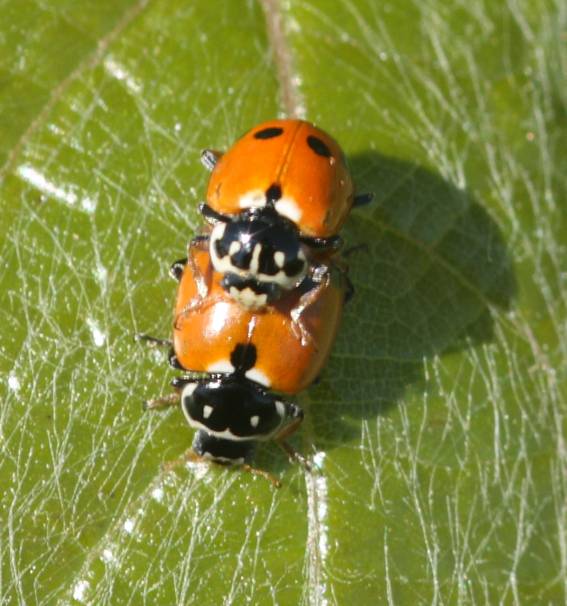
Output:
[161, 449, 282, 488]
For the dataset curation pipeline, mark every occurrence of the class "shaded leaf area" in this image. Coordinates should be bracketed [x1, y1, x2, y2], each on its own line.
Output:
[0, 1, 565, 605]
[285, 0, 566, 602]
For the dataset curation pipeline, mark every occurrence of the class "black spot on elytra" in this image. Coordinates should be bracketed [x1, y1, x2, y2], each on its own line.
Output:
[231, 344, 257, 372]
[254, 127, 284, 139]
[265, 183, 282, 203]
[307, 135, 332, 158]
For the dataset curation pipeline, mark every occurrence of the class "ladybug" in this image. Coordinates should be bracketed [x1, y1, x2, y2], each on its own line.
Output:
[195, 119, 372, 309]
[172, 245, 346, 392]
[142, 244, 348, 469]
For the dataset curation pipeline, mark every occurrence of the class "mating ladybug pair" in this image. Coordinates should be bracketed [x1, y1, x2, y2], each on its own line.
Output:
[140, 119, 371, 481]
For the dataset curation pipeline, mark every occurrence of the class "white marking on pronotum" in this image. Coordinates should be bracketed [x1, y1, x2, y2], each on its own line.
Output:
[181, 382, 198, 399]
[17, 165, 96, 213]
[210, 224, 237, 274]
[250, 415, 260, 428]
[239, 189, 266, 209]
[104, 55, 142, 94]
[275, 400, 286, 418]
[245, 368, 271, 387]
[86, 317, 106, 347]
[275, 196, 303, 223]
[250, 243, 262, 275]
[229, 240, 241, 255]
[274, 251, 285, 268]
[203, 405, 213, 419]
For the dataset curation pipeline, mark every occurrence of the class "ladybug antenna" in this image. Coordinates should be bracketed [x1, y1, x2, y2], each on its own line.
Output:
[199, 203, 231, 225]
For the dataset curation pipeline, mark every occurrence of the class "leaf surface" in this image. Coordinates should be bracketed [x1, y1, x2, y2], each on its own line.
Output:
[0, 0, 565, 604]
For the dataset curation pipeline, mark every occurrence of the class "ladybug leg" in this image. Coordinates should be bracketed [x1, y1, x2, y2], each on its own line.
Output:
[162, 448, 204, 473]
[174, 234, 221, 326]
[169, 258, 187, 281]
[274, 417, 312, 472]
[344, 274, 355, 303]
[143, 392, 179, 411]
[184, 236, 212, 301]
[290, 268, 331, 347]
[241, 464, 282, 488]
[135, 334, 172, 348]
[198, 203, 231, 225]
[174, 293, 225, 329]
[136, 334, 182, 368]
[300, 234, 342, 252]
[200, 149, 223, 172]
[353, 192, 374, 207]
[162, 448, 282, 487]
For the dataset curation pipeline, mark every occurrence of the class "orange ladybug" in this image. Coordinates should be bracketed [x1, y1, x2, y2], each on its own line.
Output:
[205, 119, 356, 237]
[196, 119, 372, 310]
[143, 244, 348, 467]
[172, 245, 346, 393]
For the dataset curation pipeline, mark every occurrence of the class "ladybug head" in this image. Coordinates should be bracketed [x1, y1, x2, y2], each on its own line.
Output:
[176, 375, 303, 464]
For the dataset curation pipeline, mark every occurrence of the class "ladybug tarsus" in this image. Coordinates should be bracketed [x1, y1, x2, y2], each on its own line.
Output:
[300, 234, 343, 252]
[353, 192, 374, 207]
[200, 149, 222, 172]
[135, 333, 172, 348]
[169, 258, 187, 281]
[168, 349, 184, 370]
[143, 393, 179, 411]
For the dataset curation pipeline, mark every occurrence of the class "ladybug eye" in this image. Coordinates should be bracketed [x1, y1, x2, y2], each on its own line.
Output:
[307, 135, 332, 158]
[254, 127, 284, 139]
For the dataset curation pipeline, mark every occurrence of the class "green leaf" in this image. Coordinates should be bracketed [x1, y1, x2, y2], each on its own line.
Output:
[1, 0, 565, 604]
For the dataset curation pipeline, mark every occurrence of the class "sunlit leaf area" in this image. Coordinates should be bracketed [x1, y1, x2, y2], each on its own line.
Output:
[0, 0, 565, 603]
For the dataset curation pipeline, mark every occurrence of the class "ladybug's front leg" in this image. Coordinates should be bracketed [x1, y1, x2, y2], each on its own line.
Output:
[185, 235, 211, 298]
[289, 266, 331, 347]
[172, 235, 217, 327]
